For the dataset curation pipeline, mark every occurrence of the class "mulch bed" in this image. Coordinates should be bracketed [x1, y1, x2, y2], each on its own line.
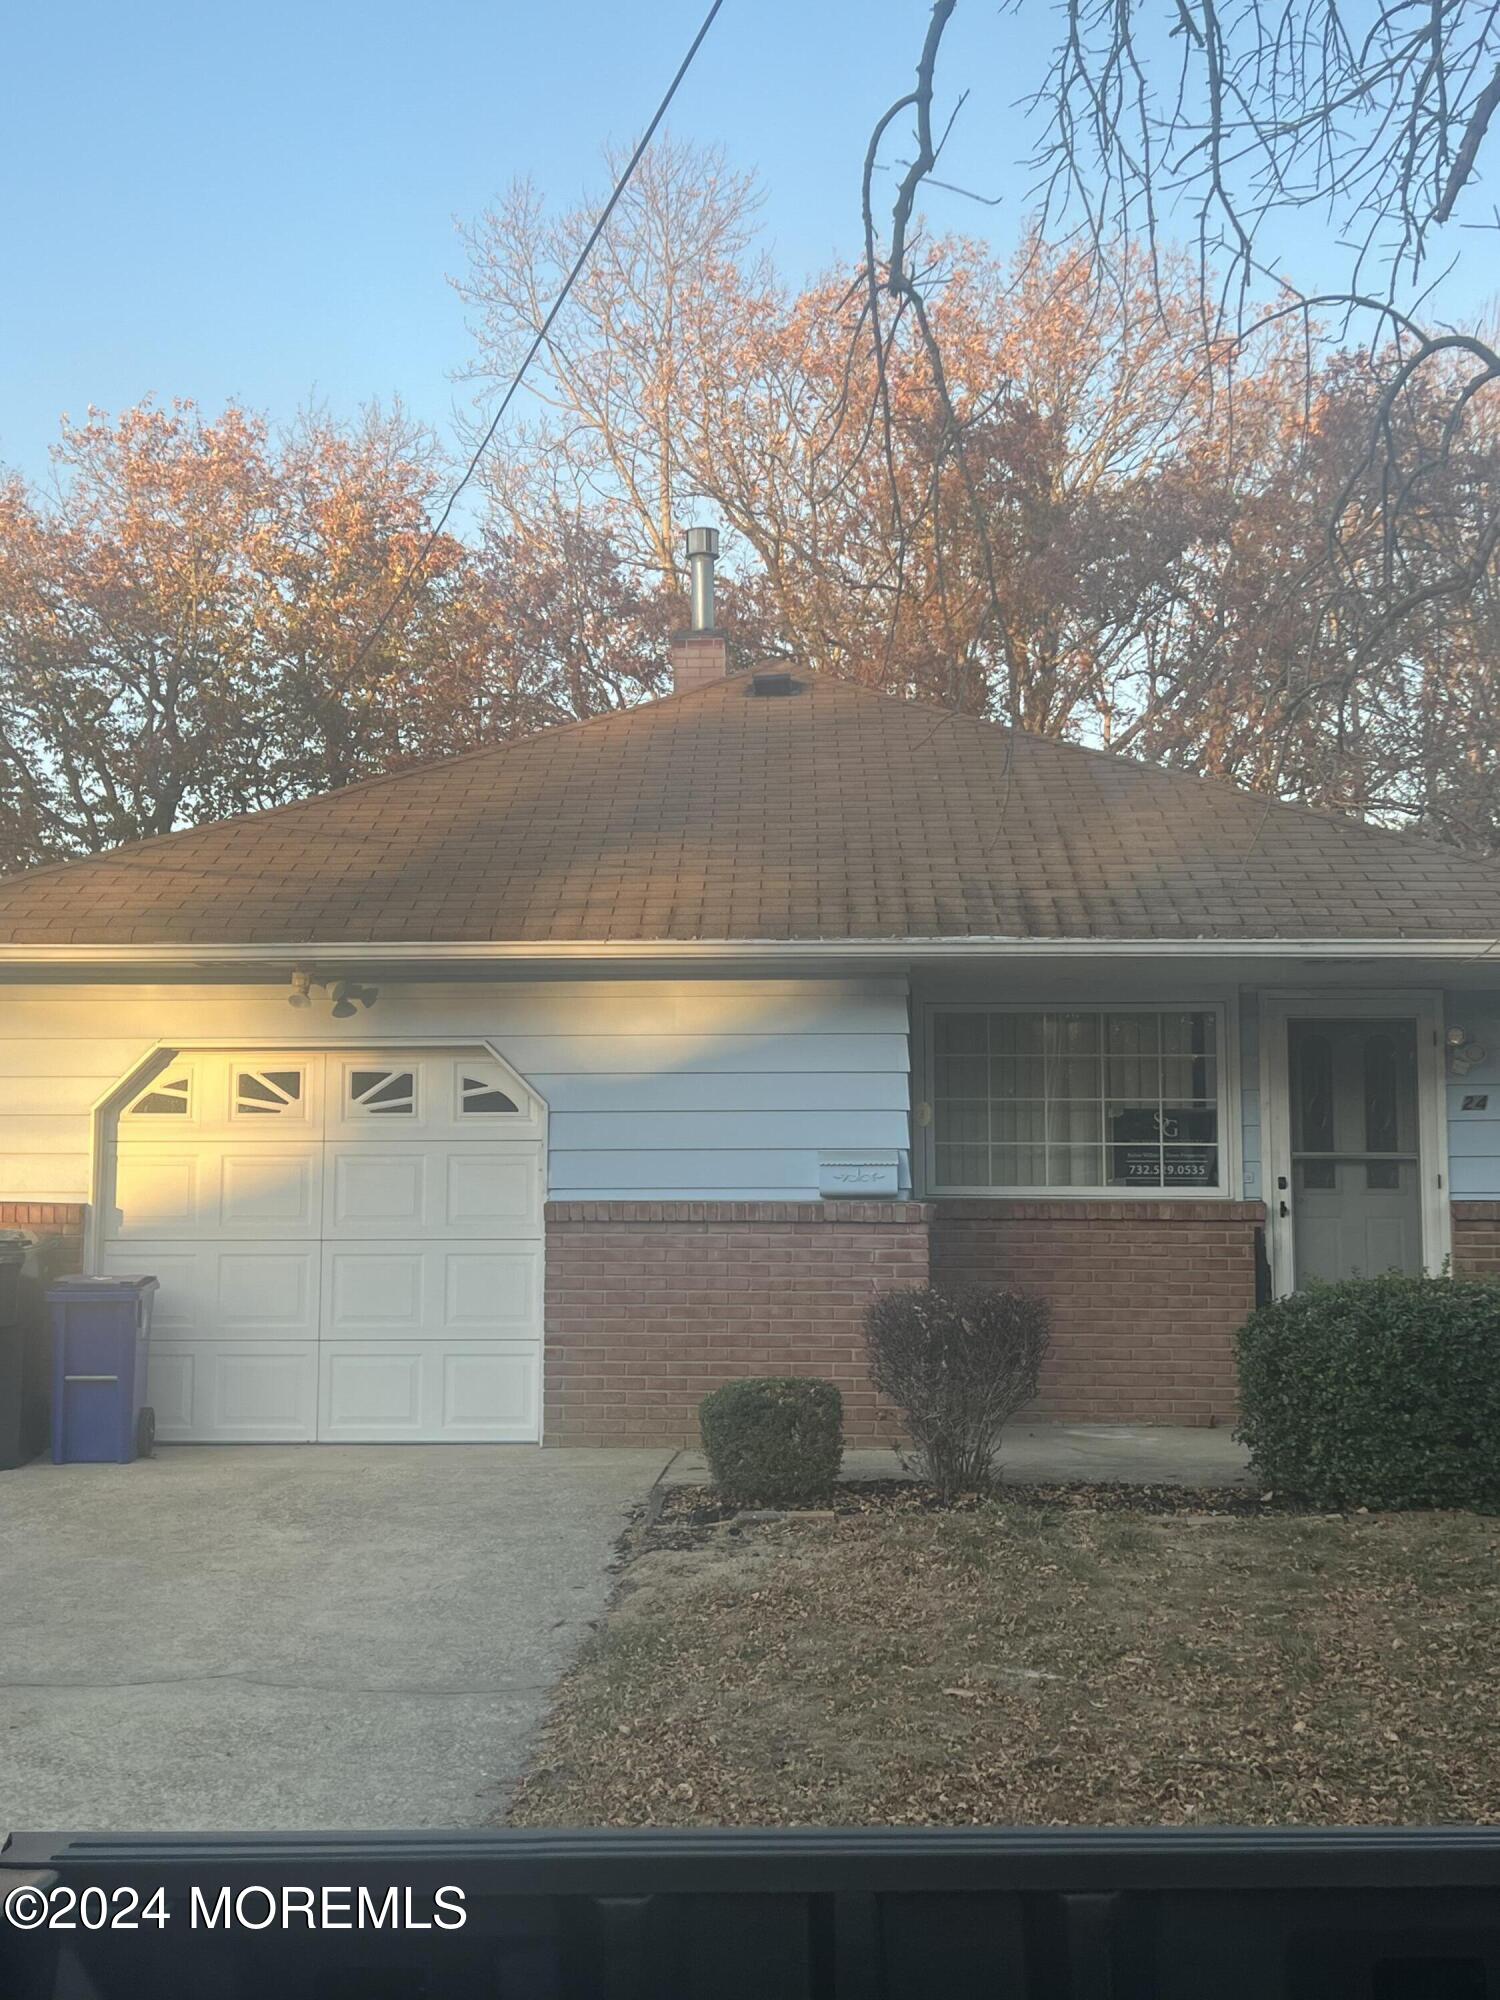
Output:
[645, 1477, 1302, 1547]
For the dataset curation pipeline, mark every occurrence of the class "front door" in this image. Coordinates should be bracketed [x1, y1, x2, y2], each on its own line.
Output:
[1287, 1017, 1422, 1283]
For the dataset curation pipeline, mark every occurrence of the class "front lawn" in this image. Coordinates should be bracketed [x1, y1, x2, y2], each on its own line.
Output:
[508, 1489, 1500, 1828]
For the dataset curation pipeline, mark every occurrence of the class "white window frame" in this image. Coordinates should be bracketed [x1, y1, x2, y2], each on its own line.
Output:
[231, 1064, 310, 1123]
[918, 999, 1240, 1200]
[124, 1065, 195, 1120]
[454, 1062, 523, 1119]
[344, 1060, 420, 1120]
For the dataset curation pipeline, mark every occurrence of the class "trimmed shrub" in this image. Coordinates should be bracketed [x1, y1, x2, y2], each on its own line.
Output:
[698, 1377, 844, 1505]
[864, 1284, 1050, 1501]
[1235, 1273, 1500, 1508]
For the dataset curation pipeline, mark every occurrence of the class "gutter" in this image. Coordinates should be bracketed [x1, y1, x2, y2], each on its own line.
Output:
[0, 937, 1497, 970]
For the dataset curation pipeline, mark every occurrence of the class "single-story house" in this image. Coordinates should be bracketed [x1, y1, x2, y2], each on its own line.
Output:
[3, 588, 1498, 1447]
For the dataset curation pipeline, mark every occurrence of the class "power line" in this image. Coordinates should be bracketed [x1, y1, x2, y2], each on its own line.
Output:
[347, 0, 727, 678]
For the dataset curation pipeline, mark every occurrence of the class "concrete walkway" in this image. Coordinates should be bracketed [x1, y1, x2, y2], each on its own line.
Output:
[663, 1423, 1252, 1489]
[0, 1445, 662, 1834]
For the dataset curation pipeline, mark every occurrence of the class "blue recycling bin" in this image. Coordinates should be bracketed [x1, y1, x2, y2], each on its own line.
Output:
[48, 1275, 159, 1464]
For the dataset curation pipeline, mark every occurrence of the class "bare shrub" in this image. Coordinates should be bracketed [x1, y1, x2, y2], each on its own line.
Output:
[864, 1285, 1050, 1501]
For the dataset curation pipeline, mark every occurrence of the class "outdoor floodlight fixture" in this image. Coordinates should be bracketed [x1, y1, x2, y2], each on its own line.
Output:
[288, 970, 380, 1017]
[1446, 1025, 1489, 1076]
[330, 980, 379, 1018]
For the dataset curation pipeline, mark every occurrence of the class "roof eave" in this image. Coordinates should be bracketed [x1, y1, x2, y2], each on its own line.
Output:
[0, 936, 1496, 971]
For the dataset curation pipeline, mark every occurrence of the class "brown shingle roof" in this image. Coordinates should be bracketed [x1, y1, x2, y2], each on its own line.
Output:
[0, 670, 1494, 946]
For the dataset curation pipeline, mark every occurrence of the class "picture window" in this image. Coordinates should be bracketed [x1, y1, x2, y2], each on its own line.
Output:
[930, 1009, 1221, 1193]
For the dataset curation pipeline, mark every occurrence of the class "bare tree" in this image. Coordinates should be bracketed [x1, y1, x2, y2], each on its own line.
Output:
[455, 135, 765, 593]
[461, 139, 1281, 732]
[860, 0, 1500, 785]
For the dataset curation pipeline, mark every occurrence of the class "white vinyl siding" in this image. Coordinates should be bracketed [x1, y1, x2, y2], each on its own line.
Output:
[1442, 999, 1500, 1196]
[0, 979, 911, 1206]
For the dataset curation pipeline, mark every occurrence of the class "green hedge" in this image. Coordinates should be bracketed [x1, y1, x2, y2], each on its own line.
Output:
[698, 1378, 844, 1505]
[1235, 1273, 1500, 1508]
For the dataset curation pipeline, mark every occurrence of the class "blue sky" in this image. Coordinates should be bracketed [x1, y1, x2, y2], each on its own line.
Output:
[3, 0, 1492, 494]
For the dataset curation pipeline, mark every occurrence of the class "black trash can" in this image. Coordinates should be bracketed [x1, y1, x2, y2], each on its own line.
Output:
[0, 1230, 30, 1469]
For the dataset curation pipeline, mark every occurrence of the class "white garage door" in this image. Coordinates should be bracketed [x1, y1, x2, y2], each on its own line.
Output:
[100, 1048, 545, 1442]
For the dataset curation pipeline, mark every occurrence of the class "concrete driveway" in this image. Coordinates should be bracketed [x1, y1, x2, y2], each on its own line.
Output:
[0, 1445, 661, 1833]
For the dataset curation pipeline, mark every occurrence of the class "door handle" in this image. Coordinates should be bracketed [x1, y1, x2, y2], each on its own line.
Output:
[1279, 1200, 1289, 1218]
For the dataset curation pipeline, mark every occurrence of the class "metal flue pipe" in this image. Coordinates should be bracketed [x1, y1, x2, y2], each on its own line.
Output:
[685, 525, 719, 632]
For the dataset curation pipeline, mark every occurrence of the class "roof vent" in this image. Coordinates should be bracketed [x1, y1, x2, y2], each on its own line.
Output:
[748, 670, 800, 698]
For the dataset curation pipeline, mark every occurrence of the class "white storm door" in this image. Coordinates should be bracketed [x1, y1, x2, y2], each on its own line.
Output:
[102, 1054, 324, 1441]
[1261, 991, 1451, 1295]
[1288, 1017, 1423, 1283]
[315, 1052, 543, 1441]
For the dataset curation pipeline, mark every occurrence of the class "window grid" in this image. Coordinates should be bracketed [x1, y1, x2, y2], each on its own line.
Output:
[459, 1072, 520, 1116]
[128, 1073, 191, 1117]
[929, 1008, 1222, 1195]
[348, 1067, 417, 1116]
[234, 1068, 304, 1117]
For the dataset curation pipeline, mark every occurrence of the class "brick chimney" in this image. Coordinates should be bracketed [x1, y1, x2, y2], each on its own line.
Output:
[670, 525, 726, 693]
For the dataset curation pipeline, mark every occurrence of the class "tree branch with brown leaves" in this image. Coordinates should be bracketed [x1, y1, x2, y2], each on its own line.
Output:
[859, 0, 1500, 837]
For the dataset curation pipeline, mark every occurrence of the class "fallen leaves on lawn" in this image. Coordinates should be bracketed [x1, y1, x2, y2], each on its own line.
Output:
[508, 1492, 1500, 1831]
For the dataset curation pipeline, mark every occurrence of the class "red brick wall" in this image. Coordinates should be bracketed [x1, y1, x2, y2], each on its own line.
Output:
[543, 1200, 931, 1447]
[1451, 1202, 1500, 1277]
[0, 1202, 86, 1271]
[928, 1199, 1265, 1427]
